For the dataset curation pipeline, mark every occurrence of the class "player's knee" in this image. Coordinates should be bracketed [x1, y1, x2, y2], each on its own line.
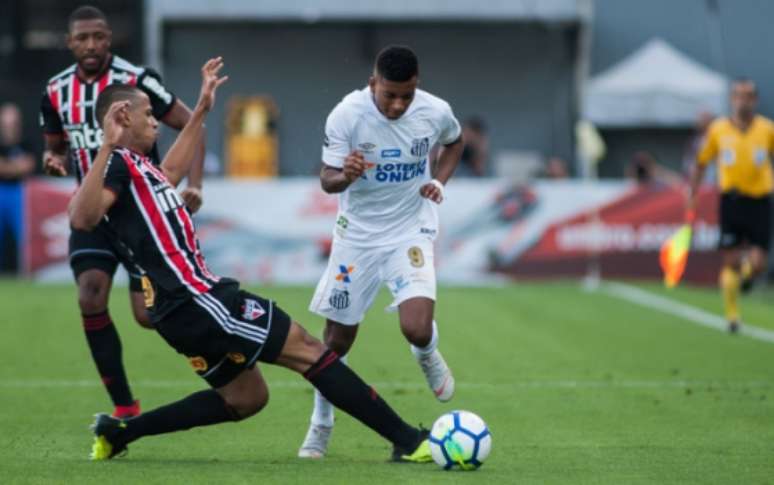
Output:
[131, 306, 153, 329]
[323, 322, 357, 355]
[135, 315, 153, 329]
[77, 274, 109, 313]
[224, 386, 269, 420]
[402, 326, 431, 347]
[400, 318, 433, 347]
[325, 332, 354, 355]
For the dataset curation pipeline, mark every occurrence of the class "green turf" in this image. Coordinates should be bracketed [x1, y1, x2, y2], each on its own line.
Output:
[635, 280, 774, 331]
[0, 279, 772, 484]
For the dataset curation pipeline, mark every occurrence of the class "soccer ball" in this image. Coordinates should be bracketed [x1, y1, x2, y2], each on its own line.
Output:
[428, 410, 491, 470]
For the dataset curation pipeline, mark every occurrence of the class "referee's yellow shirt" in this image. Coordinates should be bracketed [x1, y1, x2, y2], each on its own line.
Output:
[697, 115, 774, 197]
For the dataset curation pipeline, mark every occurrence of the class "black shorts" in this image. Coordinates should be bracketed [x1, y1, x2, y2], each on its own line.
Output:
[719, 192, 771, 251]
[154, 283, 291, 388]
[69, 225, 143, 292]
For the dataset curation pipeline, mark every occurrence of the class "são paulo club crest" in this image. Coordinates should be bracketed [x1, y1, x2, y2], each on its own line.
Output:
[411, 137, 430, 157]
[241, 298, 266, 321]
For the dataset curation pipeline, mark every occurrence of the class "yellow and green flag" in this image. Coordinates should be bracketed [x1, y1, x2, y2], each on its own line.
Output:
[659, 224, 692, 288]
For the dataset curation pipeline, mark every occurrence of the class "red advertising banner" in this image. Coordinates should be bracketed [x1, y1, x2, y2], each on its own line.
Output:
[497, 185, 721, 284]
[23, 179, 72, 275]
[22, 178, 723, 286]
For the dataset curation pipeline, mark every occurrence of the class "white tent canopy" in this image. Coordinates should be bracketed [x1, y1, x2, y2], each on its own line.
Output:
[584, 38, 728, 128]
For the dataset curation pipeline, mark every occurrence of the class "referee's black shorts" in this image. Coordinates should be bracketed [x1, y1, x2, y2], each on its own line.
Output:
[718, 191, 772, 251]
[155, 282, 291, 388]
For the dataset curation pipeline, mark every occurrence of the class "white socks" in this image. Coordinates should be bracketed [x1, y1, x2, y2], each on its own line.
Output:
[310, 354, 347, 427]
[410, 320, 439, 359]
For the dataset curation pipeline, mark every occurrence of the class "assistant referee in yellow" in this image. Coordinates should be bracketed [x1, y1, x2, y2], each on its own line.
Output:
[689, 78, 774, 333]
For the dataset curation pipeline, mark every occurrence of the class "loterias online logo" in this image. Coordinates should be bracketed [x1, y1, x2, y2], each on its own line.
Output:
[365, 159, 427, 183]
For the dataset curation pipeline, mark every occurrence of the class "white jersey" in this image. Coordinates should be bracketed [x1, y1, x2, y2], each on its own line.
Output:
[322, 87, 461, 247]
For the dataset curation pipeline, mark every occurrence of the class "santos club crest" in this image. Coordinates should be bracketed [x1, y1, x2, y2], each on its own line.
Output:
[329, 288, 350, 310]
[411, 137, 430, 157]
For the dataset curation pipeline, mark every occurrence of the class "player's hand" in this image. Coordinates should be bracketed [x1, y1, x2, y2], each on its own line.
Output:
[43, 150, 67, 176]
[102, 100, 131, 148]
[342, 151, 367, 182]
[181, 186, 203, 213]
[420, 179, 444, 204]
[197, 57, 229, 112]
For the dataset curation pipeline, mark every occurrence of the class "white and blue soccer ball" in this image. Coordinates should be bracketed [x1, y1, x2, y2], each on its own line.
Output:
[429, 410, 492, 470]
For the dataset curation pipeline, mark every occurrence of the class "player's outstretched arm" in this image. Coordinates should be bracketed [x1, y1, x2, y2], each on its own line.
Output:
[420, 135, 464, 203]
[161, 57, 227, 187]
[68, 102, 126, 230]
[161, 99, 205, 212]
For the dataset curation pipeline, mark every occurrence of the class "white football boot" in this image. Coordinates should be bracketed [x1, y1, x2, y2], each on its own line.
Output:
[417, 349, 455, 402]
[298, 423, 333, 459]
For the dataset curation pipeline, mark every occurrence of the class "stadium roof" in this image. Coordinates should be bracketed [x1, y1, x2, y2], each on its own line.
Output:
[145, 0, 591, 87]
[146, 0, 588, 22]
[583, 38, 729, 128]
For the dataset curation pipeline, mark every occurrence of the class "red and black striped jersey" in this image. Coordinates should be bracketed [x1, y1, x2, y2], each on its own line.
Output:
[103, 147, 220, 318]
[39, 55, 176, 184]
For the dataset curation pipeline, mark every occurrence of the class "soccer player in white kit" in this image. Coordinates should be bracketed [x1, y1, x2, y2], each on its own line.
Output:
[299, 45, 465, 458]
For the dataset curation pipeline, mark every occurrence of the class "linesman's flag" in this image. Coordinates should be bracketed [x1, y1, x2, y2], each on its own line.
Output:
[660, 223, 693, 288]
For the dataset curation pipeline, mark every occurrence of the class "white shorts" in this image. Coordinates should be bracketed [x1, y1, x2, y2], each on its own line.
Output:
[309, 237, 436, 325]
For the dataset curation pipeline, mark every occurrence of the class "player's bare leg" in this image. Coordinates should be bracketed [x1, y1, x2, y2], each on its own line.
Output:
[217, 366, 270, 418]
[77, 268, 139, 416]
[720, 249, 744, 333]
[299, 320, 358, 458]
[128, 291, 153, 329]
[398, 297, 454, 402]
[739, 246, 767, 293]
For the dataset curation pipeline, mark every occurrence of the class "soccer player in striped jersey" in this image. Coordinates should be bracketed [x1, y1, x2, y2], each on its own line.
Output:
[38, 6, 204, 418]
[70, 57, 431, 464]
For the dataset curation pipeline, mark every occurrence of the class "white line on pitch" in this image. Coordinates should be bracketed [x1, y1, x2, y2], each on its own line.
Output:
[0, 379, 771, 390]
[598, 281, 774, 344]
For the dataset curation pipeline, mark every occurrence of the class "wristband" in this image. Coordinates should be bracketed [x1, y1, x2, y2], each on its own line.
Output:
[429, 178, 445, 196]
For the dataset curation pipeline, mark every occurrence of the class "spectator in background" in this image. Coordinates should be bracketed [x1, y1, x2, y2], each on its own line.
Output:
[625, 150, 682, 187]
[0, 102, 35, 273]
[544, 156, 569, 179]
[456, 116, 489, 177]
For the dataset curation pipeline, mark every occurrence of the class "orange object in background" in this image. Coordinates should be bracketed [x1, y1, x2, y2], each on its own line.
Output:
[660, 224, 693, 288]
[225, 97, 279, 178]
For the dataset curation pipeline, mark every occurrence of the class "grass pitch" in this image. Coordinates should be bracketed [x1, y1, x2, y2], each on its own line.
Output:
[0, 280, 772, 484]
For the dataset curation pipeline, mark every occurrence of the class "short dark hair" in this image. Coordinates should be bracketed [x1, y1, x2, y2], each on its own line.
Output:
[68, 5, 108, 30]
[732, 77, 758, 95]
[375, 45, 419, 82]
[95, 84, 142, 127]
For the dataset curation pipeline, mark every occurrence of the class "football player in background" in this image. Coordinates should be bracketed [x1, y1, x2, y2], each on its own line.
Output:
[39, 5, 204, 418]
